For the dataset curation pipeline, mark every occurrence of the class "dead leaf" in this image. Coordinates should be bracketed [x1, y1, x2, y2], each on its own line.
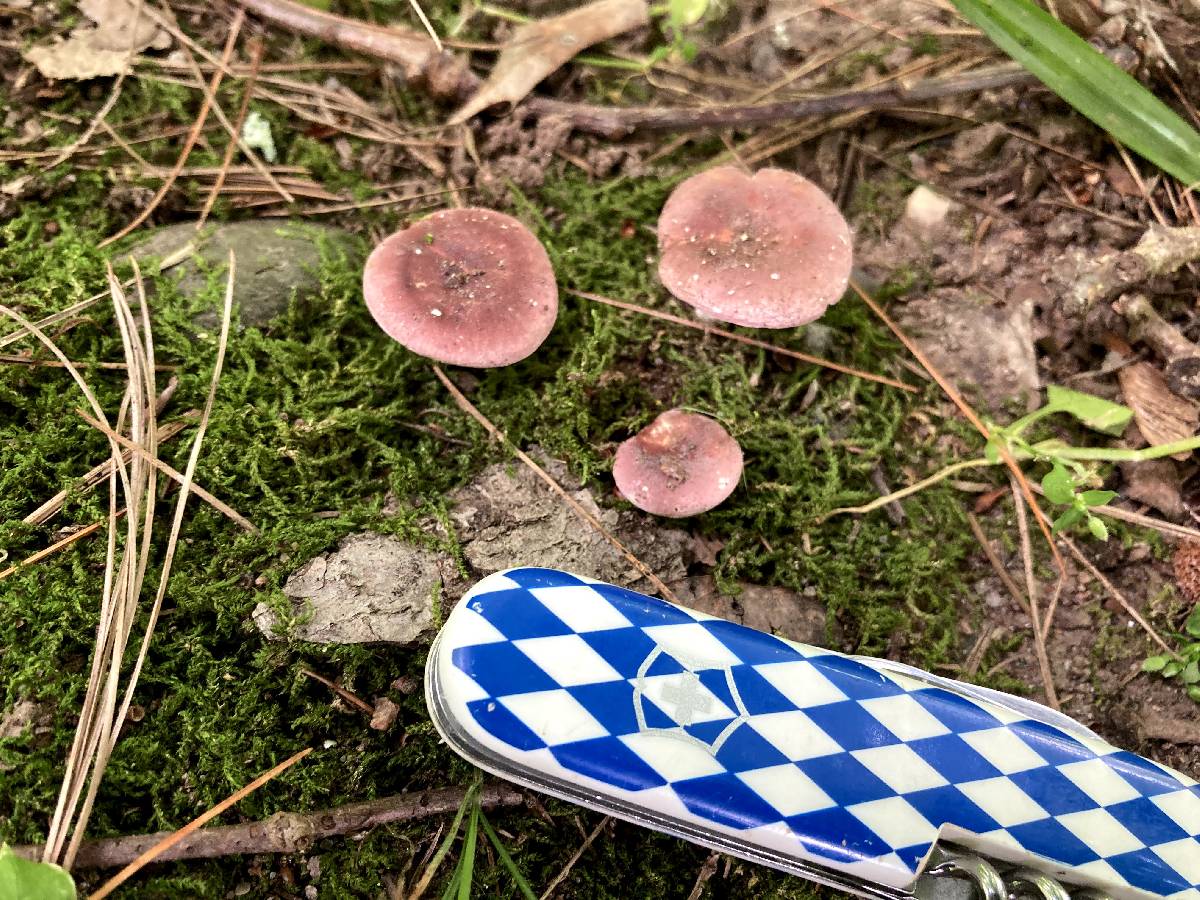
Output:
[448, 0, 649, 125]
[23, 0, 170, 81]
[1118, 361, 1199, 461]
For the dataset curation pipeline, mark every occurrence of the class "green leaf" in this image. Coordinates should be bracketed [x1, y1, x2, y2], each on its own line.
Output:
[1041, 463, 1076, 505]
[1143, 655, 1171, 673]
[480, 814, 537, 900]
[947, 0, 1200, 186]
[1080, 489, 1117, 507]
[1183, 661, 1200, 685]
[1189, 684, 1200, 703]
[1051, 507, 1085, 533]
[1086, 515, 1109, 542]
[0, 845, 76, 900]
[984, 436, 1003, 464]
[668, 0, 708, 27]
[1043, 385, 1134, 436]
[1163, 659, 1184, 678]
[456, 801, 479, 900]
[1186, 605, 1200, 638]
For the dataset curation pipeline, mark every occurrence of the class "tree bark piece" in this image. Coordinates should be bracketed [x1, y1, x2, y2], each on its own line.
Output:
[15, 784, 524, 869]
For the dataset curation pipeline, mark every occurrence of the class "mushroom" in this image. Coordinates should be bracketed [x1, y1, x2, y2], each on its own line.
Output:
[657, 166, 853, 329]
[612, 409, 742, 517]
[363, 208, 558, 367]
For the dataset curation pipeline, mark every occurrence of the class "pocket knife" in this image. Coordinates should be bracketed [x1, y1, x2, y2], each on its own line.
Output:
[426, 567, 1200, 899]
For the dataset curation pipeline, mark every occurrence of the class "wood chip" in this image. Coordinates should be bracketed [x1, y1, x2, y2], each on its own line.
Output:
[1118, 361, 1199, 461]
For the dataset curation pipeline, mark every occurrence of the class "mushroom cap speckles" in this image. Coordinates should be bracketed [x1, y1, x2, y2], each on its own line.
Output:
[657, 166, 853, 329]
[612, 409, 743, 518]
[363, 208, 558, 367]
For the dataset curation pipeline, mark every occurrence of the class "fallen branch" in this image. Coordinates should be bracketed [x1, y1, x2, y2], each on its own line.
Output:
[236, 0, 1036, 137]
[1064, 226, 1200, 318]
[15, 784, 524, 869]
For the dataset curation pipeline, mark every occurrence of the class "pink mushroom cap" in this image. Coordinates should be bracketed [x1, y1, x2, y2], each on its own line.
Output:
[657, 166, 853, 329]
[612, 409, 743, 518]
[363, 208, 558, 367]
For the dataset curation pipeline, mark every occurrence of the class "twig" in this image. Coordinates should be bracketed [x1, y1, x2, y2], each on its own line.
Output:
[966, 512, 1032, 617]
[301, 667, 375, 715]
[198, 35, 265, 227]
[15, 784, 523, 869]
[76, 409, 258, 533]
[1010, 478, 1061, 710]
[24, 415, 192, 526]
[823, 458, 991, 518]
[430, 365, 679, 603]
[538, 817, 608, 900]
[685, 852, 720, 900]
[570, 290, 916, 393]
[0, 354, 174, 371]
[99, 11, 244, 247]
[235, 0, 1036, 136]
[849, 280, 1068, 578]
[90, 748, 313, 897]
[0, 519, 116, 581]
[1058, 534, 1177, 657]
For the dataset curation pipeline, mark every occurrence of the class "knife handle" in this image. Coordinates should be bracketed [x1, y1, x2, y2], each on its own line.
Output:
[426, 567, 1200, 900]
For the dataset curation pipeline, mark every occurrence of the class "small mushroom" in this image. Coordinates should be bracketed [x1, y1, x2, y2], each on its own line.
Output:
[363, 208, 558, 367]
[613, 409, 742, 517]
[657, 166, 853, 329]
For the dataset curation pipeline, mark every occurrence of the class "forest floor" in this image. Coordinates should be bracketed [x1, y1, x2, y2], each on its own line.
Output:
[3, 0, 1200, 897]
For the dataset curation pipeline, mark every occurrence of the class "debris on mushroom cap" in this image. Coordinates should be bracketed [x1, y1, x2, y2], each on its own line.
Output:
[657, 166, 853, 329]
[612, 409, 743, 518]
[363, 208, 558, 368]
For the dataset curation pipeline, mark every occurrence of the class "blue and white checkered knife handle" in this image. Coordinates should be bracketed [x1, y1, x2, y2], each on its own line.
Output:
[425, 568, 1200, 900]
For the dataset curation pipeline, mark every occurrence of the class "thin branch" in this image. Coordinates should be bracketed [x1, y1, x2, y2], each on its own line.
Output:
[1011, 478, 1061, 710]
[15, 784, 524, 869]
[430, 365, 680, 604]
[90, 748, 313, 897]
[966, 512, 1032, 617]
[1059, 534, 1177, 657]
[76, 410, 258, 534]
[538, 817, 608, 900]
[99, 11, 244, 247]
[198, 35, 266, 227]
[0, 519, 115, 581]
[570, 290, 916, 393]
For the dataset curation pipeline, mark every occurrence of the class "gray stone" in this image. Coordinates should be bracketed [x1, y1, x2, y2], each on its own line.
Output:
[897, 290, 1039, 409]
[445, 455, 691, 593]
[252, 533, 442, 645]
[133, 220, 356, 329]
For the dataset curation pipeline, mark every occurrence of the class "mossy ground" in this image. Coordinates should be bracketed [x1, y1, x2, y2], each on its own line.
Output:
[1, 61, 1005, 900]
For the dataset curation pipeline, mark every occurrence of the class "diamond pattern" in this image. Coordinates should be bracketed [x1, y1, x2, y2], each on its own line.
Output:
[435, 567, 1200, 899]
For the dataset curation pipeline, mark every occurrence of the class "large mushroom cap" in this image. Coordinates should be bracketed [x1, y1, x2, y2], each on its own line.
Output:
[613, 409, 742, 518]
[657, 167, 852, 329]
[363, 208, 558, 367]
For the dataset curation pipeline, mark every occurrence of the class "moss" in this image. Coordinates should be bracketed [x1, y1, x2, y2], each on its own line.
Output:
[1, 147, 992, 898]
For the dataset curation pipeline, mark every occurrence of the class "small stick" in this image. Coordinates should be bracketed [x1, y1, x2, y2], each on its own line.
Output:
[1010, 478, 1061, 710]
[90, 748, 313, 897]
[99, 10, 244, 247]
[538, 816, 608, 900]
[0, 518, 116, 581]
[431, 365, 680, 604]
[0, 354, 175, 371]
[76, 410, 258, 534]
[15, 784, 524, 869]
[1058, 534, 1177, 657]
[966, 512, 1032, 617]
[301, 668, 375, 715]
[570, 290, 916, 393]
[198, 35, 266, 228]
[24, 415, 192, 526]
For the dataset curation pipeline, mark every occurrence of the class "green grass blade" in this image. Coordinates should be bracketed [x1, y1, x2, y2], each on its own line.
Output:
[949, 0, 1200, 185]
[480, 813, 538, 900]
[456, 802, 480, 900]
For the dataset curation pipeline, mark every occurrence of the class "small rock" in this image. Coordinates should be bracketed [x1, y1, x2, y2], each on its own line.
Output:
[445, 455, 691, 592]
[391, 675, 420, 695]
[369, 697, 400, 731]
[252, 534, 442, 644]
[678, 575, 834, 647]
[0, 699, 45, 740]
[903, 186, 955, 236]
[132, 220, 356, 329]
[897, 290, 1039, 409]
